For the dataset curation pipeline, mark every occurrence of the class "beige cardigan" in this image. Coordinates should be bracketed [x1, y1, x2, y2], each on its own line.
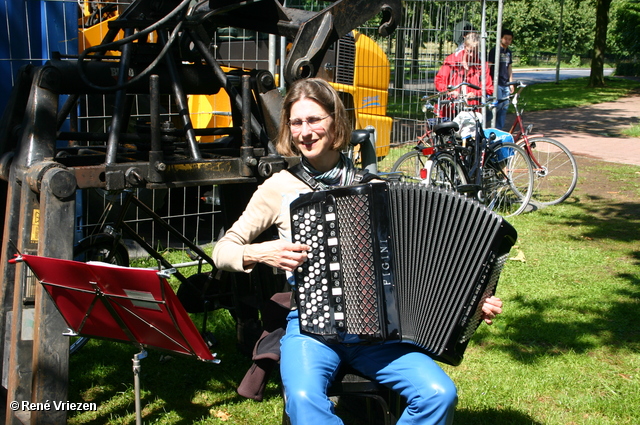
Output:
[212, 170, 313, 273]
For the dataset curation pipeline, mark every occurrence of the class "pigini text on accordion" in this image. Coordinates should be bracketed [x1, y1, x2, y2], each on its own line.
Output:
[290, 181, 517, 366]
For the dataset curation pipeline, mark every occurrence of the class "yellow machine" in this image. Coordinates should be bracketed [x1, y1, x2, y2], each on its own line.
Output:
[188, 30, 393, 158]
[327, 31, 393, 158]
[188, 76, 234, 144]
[78, 1, 123, 53]
[78, 5, 392, 158]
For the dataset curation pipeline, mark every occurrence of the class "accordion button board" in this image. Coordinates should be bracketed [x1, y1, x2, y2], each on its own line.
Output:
[291, 205, 341, 332]
[290, 181, 517, 366]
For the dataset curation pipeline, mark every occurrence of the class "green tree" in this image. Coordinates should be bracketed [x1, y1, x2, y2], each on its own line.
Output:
[501, 0, 594, 64]
[502, 0, 560, 63]
[560, 0, 596, 56]
[609, 0, 640, 58]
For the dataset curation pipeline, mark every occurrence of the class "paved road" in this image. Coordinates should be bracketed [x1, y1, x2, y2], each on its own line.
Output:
[504, 86, 640, 167]
[398, 68, 614, 93]
[512, 68, 614, 85]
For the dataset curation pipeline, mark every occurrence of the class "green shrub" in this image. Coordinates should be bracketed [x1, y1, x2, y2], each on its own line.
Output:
[569, 54, 582, 67]
[616, 61, 640, 76]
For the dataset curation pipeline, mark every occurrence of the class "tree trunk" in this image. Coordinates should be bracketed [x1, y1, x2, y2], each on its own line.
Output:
[589, 0, 613, 87]
[393, 28, 406, 89]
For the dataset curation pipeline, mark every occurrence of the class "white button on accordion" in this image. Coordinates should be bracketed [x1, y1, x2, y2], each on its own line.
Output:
[290, 181, 517, 366]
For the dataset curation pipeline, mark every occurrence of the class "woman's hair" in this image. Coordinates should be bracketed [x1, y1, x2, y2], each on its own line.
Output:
[276, 78, 352, 156]
[463, 32, 480, 49]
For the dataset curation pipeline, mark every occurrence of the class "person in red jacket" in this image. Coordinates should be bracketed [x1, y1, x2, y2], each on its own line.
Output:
[434, 32, 493, 120]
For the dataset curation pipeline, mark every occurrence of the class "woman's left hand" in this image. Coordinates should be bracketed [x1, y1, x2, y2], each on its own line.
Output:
[480, 296, 503, 325]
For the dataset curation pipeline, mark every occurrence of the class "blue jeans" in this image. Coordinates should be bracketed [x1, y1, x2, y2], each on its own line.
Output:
[495, 85, 511, 130]
[281, 311, 458, 425]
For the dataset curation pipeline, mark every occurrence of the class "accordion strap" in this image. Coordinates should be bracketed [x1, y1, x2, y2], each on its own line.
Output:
[288, 163, 322, 190]
[288, 163, 378, 190]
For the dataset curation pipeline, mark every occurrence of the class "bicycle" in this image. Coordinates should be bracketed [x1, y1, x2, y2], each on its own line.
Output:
[505, 81, 578, 206]
[390, 83, 468, 183]
[391, 83, 534, 217]
[427, 92, 535, 217]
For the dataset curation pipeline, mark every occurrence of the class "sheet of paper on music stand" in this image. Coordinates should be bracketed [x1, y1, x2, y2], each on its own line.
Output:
[14, 254, 217, 362]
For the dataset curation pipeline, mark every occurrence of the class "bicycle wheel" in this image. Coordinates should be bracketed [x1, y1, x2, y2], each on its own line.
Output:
[73, 234, 130, 266]
[521, 137, 578, 206]
[482, 142, 534, 217]
[70, 234, 130, 354]
[429, 152, 467, 190]
[390, 150, 430, 183]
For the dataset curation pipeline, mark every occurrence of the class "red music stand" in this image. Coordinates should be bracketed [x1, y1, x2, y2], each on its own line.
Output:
[11, 254, 219, 424]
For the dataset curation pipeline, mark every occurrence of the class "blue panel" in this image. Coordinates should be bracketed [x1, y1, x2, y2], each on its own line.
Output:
[0, 1, 78, 113]
[41, 0, 78, 58]
[0, 0, 30, 110]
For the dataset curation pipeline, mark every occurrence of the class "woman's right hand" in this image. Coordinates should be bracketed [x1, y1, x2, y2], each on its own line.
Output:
[243, 240, 310, 272]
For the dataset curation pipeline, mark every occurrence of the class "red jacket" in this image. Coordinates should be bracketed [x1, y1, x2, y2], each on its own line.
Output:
[434, 50, 493, 118]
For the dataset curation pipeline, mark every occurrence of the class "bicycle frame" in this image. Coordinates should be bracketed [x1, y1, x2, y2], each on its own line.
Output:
[506, 83, 546, 170]
[500, 82, 578, 206]
[444, 104, 492, 197]
[393, 82, 500, 187]
[434, 100, 529, 203]
[394, 89, 534, 216]
[78, 189, 216, 285]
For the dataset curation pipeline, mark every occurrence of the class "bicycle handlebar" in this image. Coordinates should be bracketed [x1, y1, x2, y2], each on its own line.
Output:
[505, 80, 527, 107]
[447, 82, 482, 92]
[444, 95, 494, 110]
[507, 80, 524, 87]
[421, 82, 484, 103]
[430, 95, 494, 114]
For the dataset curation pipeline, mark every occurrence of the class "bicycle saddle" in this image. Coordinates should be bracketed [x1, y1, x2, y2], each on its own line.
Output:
[433, 121, 459, 136]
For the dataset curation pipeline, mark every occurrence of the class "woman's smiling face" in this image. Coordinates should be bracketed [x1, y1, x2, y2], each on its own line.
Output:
[289, 97, 340, 172]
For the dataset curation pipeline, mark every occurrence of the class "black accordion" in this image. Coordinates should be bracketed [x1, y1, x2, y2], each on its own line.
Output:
[290, 181, 517, 366]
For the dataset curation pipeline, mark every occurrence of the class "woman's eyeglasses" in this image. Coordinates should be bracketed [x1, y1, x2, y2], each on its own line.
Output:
[288, 114, 332, 131]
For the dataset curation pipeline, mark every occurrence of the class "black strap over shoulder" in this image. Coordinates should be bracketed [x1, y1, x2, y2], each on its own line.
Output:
[288, 163, 380, 190]
[353, 169, 380, 184]
[287, 163, 322, 190]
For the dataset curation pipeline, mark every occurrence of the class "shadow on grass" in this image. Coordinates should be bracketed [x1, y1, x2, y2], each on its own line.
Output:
[454, 407, 543, 425]
[482, 195, 640, 364]
[566, 196, 640, 240]
[331, 396, 543, 425]
[68, 311, 257, 424]
[570, 178, 640, 356]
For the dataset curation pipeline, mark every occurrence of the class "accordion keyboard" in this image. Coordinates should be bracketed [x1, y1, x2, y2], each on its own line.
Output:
[291, 201, 346, 335]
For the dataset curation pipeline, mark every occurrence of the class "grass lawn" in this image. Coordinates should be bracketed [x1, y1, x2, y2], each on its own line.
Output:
[621, 123, 640, 138]
[514, 76, 640, 111]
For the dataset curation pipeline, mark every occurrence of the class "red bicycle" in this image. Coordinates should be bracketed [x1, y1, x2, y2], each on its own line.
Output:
[505, 82, 578, 206]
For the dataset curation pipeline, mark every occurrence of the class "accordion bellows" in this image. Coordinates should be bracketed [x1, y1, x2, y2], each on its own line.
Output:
[290, 181, 517, 366]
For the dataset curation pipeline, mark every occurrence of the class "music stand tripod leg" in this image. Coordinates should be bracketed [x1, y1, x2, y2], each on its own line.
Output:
[133, 349, 148, 425]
